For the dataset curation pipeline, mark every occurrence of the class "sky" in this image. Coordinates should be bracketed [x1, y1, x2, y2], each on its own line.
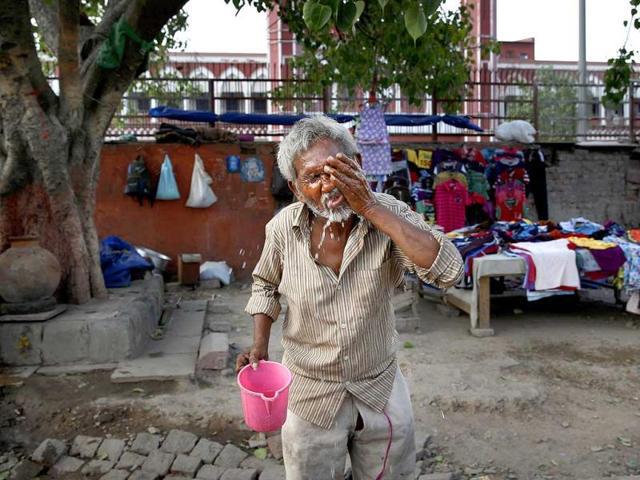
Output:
[176, 0, 640, 62]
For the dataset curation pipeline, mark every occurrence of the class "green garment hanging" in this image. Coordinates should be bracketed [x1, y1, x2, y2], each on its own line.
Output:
[96, 18, 153, 69]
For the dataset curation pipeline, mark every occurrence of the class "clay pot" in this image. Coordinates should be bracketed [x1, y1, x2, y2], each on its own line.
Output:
[0, 236, 61, 304]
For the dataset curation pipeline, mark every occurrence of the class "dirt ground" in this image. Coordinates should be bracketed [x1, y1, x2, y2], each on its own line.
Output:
[1, 284, 639, 479]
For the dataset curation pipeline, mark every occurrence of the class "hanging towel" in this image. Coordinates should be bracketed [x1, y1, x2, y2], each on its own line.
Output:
[356, 104, 392, 176]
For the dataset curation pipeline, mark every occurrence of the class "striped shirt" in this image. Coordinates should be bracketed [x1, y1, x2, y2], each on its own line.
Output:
[245, 193, 463, 429]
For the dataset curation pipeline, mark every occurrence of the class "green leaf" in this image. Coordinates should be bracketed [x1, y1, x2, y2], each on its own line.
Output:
[319, 0, 340, 17]
[405, 2, 427, 42]
[403, 341, 415, 349]
[354, 1, 365, 22]
[424, 0, 442, 16]
[378, 0, 389, 11]
[336, 1, 358, 31]
[254, 448, 268, 459]
[303, 1, 333, 31]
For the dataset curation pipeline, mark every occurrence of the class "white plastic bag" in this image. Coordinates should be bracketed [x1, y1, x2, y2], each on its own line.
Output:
[495, 120, 536, 143]
[186, 153, 217, 208]
[200, 261, 233, 285]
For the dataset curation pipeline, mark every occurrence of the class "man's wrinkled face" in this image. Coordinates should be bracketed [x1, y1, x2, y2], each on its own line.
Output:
[290, 139, 354, 222]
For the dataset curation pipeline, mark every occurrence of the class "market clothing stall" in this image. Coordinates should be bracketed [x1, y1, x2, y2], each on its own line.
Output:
[445, 254, 526, 336]
[443, 220, 640, 335]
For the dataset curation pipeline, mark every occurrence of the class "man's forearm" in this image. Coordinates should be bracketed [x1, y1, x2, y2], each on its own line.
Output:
[363, 202, 441, 269]
[253, 313, 273, 348]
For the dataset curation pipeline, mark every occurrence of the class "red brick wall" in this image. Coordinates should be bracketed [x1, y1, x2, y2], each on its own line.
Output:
[96, 143, 278, 281]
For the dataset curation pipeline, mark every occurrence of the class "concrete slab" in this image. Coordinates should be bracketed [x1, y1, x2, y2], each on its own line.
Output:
[0, 323, 43, 365]
[197, 333, 229, 370]
[0, 275, 164, 367]
[167, 303, 206, 338]
[0, 305, 67, 322]
[37, 363, 118, 376]
[111, 353, 197, 383]
[5, 366, 38, 379]
[146, 335, 201, 356]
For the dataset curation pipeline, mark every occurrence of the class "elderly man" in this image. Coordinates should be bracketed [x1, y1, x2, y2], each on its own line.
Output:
[236, 116, 463, 479]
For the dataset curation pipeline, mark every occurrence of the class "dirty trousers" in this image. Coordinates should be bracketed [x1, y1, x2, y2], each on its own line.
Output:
[281, 368, 416, 480]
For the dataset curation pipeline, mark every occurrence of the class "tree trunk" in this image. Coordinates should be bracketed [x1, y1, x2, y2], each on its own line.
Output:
[0, 0, 188, 304]
[3, 141, 108, 304]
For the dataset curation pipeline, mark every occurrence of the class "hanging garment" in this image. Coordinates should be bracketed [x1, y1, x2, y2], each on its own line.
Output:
[510, 239, 581, 291]
[356, 104, 392, 176]
[604, 236, 640, 291]
[523, 148, 549, 220]
[434, 179, 468, 233]
[494, 180, 526, 221]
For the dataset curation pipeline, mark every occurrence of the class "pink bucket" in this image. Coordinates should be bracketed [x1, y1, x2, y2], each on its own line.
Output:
[237, 360, 293, 432]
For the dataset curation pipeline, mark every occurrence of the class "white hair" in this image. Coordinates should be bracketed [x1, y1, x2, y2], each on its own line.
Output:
[277, 115, 359, 182]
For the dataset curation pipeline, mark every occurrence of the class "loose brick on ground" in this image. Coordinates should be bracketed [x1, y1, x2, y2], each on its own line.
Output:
[116, 451, 147, 470]
[8, 459, 43, 480]
[50, 455, 84, 475]
[130, 433, 161, 455]
[82, 459, 115, 475]
[100, 469, 130, 480]
[219, 468, 258, 480]
[31, 438, 67, 466]
[196, 464, 226, 480]
[98, 438, 126, 462]
[171, 454, 202, 476]
[191, 439, 223, 464]
[213, 444, 248, 468]
[129, 470, 159, 480]
[70, 435, 103, 458]
[142, 450, 175, 476]
[161, 430, 199, 455]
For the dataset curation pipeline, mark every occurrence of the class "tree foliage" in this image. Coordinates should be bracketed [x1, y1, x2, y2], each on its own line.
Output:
[273, 0, 491, 112]
[604, 0, 639, 107]
[506, 69, 578, 142]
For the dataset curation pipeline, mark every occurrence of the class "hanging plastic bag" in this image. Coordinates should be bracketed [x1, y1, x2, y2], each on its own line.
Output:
[186, 153, 218, 208]
[156, 154, 180, 200]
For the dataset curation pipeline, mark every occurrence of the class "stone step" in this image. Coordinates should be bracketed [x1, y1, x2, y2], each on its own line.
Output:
[110, 301, 206, 383]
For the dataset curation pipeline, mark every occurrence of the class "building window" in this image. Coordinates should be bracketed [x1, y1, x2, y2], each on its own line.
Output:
[520, 53, 529, 60]
[590, 98, 600, 118]
[252, 93, 268, 113]
[221, 92, 243, 113]
[128, 93, 151, 114]
[195, 97, 210, 111]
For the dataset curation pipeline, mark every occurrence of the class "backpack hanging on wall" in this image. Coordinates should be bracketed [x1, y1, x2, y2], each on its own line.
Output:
[124, 155, 154, 206]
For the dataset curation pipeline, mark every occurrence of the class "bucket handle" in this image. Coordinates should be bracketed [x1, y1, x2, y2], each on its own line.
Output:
[261, 390, 280, 417]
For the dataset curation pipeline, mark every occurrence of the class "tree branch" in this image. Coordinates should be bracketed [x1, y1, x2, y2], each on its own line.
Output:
[28, 0, 60, 56]
[58, 0, 83, 128]
[80, 0, 128, 65]
[82, 0, 188, 130]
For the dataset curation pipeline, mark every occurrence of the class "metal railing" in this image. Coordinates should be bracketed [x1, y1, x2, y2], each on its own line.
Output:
[96, 63, 640, 143]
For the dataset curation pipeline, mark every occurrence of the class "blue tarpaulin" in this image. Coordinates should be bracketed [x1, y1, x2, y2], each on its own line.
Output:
[148, 106, 483, 132]
[100, 236, 152, 288]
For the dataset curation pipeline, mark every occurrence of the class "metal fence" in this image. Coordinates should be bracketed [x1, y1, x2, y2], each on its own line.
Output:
[101, 63, 640, 143]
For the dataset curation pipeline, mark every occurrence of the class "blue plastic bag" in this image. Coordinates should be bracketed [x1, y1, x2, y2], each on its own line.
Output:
[156, 154, 180, 200]
[100, 236, 152, 288]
